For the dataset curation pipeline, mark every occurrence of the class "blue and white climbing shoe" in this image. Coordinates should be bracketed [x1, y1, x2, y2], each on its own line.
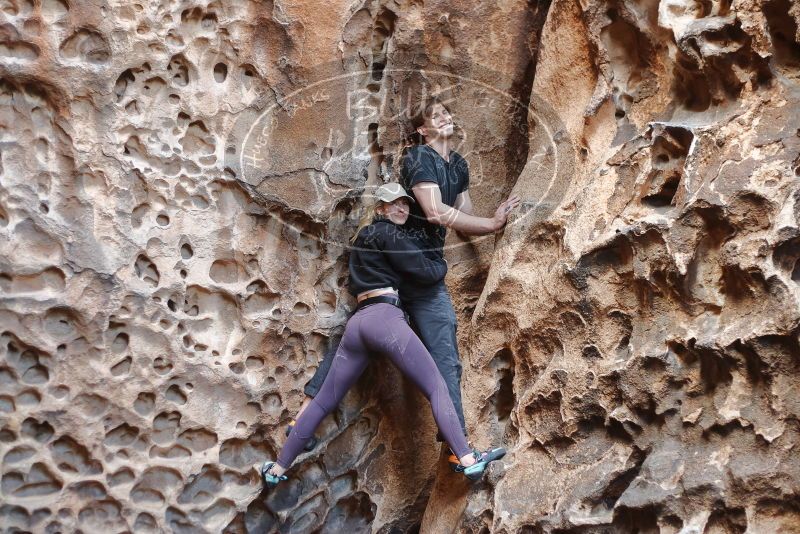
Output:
[456, 447, 507, 481]
[260, 461, 287, 488]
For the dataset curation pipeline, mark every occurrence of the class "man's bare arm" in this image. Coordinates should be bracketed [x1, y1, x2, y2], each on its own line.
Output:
[454, 190, 474, 215]
[413, 183, 520, 236]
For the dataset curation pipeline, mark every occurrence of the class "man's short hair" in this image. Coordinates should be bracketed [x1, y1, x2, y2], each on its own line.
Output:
[405, 96, 451, 146]
[410, 96, 450, 131]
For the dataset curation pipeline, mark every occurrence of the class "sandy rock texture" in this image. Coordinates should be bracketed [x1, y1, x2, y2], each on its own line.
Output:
[0, 0, 798, 532]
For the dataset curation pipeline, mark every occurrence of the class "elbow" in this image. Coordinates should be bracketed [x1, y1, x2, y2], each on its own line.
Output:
[425, 212, 453, 228]
[425, 214, 442, 225]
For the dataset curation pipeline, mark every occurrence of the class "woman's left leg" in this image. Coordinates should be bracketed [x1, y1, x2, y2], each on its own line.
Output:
[365, 307, 507, 478]
[362, 305, 471, 459]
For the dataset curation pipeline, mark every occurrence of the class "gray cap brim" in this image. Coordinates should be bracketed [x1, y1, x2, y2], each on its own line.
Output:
[377, 191, 415, 204]
[374, 182, 416, 204]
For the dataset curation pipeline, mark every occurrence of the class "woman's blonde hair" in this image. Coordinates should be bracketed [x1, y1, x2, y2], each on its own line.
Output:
[350, 200, 383, 244]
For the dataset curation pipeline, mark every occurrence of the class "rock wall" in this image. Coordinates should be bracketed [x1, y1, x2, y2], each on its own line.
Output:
[0, 0, 798, 533]
[431, 0, 800, 531]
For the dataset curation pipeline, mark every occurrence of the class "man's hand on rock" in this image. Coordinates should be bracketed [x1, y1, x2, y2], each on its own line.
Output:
[492, 194, 521, 231]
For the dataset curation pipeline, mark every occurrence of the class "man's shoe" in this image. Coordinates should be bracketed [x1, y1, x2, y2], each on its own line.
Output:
[455, 447, 507, 481]
[285, 419, 318, 452]
[261, 461, 287, 488]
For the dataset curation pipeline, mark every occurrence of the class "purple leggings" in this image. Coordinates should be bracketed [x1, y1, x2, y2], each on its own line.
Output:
[276, 303, 470, 468]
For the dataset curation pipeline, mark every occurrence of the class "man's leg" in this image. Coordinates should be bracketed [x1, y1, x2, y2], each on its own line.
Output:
[287, 330, 343, 451]
[303, 328, 344, 399]
[403, 283, 466, 434]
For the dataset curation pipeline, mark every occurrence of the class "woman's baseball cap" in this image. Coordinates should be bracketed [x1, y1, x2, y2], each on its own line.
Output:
[374, 182, 415, 203]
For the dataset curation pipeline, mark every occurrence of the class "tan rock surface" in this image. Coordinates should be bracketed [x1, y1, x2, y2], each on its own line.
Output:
[0, 0, 798, 532]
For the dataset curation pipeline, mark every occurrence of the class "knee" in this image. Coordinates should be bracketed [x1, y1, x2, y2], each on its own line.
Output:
[429, 357, 460, 384]
[308, 396, 333, 417]
[441, 312, 457, 332]
[438, 354, 461, 376]
[447, 357, 462, 375]
[438, 317, 459, 348]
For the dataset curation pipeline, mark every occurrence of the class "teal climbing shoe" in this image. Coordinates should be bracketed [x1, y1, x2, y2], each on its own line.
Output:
[260, 461, 287, 488]
[455, 447, 507, 481]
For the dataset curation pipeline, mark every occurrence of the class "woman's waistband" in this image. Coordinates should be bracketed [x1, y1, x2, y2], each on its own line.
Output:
[355, 295, 401, 311]
[354, 296, 410, 324]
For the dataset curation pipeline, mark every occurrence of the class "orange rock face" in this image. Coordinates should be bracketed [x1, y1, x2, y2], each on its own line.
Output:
[1, 0, 798, 532]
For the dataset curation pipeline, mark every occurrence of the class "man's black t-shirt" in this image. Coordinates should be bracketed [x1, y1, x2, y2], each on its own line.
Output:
[400, 144, 469, 258]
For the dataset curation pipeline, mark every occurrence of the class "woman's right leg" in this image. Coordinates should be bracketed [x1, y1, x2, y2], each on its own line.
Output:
[273, 322, 370, 471]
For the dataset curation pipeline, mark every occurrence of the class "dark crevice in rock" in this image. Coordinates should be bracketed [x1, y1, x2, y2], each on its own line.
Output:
[641, 126, 693, 208]
[671, 19, 772, 111]
[589, 447, 647, 514]
[370, 7, 397, 84]
[773, 235, 800, 283]
[763, 0, 800, 72]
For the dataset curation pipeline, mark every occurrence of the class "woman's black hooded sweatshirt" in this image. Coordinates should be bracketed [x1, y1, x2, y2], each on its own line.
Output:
[348, 219, 447, 296]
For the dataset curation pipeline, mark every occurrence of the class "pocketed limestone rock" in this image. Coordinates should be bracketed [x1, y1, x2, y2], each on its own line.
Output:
[1, 0, 798, 532]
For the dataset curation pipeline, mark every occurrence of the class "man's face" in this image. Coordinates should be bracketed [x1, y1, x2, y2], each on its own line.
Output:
[418, 104, 454, 141]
